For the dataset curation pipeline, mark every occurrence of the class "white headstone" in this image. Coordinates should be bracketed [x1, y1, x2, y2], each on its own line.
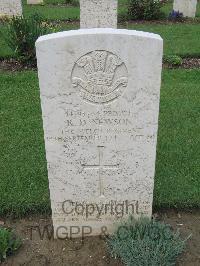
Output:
[80, 0, 118, 28]
[0, 0, 22, 17]
[36, 28, 163, 238]
[27, 0, 43, 4]
[173, 0, 197, 17]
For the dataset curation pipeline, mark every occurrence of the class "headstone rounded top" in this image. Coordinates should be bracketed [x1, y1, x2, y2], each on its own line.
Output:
[36, 28, 163, 44]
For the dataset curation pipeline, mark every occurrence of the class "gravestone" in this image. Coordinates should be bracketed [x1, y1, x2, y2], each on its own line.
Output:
[80, 0, 118, 28]
[0, 0, 22, 17]
[36, 28, 163, 238]
[173, 0, 197, 17]
[27, 0, 43, 4]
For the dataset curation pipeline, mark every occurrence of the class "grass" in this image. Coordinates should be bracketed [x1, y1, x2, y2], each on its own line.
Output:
[0, 69, 200, 216]
[56, 23, 200, 57]
[155, 69, 200, 209]
[22, 0, 130, 20]
[126, 24, 200, 57]
[0, 26, 13, 59]
[21, 0, 200, 19]
[0, 23, 200, 59]
[22, 0, 80, 20]
[0, 71, 50, 216]
[0, 0, 199, 216]
[0, 0, 199, 58]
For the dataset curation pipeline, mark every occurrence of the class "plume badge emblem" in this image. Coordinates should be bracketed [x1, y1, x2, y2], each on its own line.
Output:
[71, 50, 128, 104]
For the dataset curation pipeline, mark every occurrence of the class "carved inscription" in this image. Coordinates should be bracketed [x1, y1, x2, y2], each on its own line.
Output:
[71, 50, 128, 104]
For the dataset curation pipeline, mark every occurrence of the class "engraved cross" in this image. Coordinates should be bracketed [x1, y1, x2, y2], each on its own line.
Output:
[82, 146, 119, 197]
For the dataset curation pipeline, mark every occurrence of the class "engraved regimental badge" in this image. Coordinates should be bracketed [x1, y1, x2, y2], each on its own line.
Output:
[71, 50, 128, 104]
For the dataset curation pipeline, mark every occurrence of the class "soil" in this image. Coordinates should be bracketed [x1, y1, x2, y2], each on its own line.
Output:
[164, 58, 200, 69]
[0, 59, 36, 72]
[1, 210, 200, 266]
[181, 58, 200, 69]
[1, 58, 200, 73]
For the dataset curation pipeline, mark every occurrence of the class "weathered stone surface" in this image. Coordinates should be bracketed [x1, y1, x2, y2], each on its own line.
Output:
[80, 0, 118, 28]
[173, 0, 197, 17]
[36, 28, 163, 238]
[27, 0, 43, 4]
[0, 0, 22, 17]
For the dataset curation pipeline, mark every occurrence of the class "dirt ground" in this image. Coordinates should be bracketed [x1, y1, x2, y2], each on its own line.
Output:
[1, 58, 200, 72]
[1, 210, 200, 266]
